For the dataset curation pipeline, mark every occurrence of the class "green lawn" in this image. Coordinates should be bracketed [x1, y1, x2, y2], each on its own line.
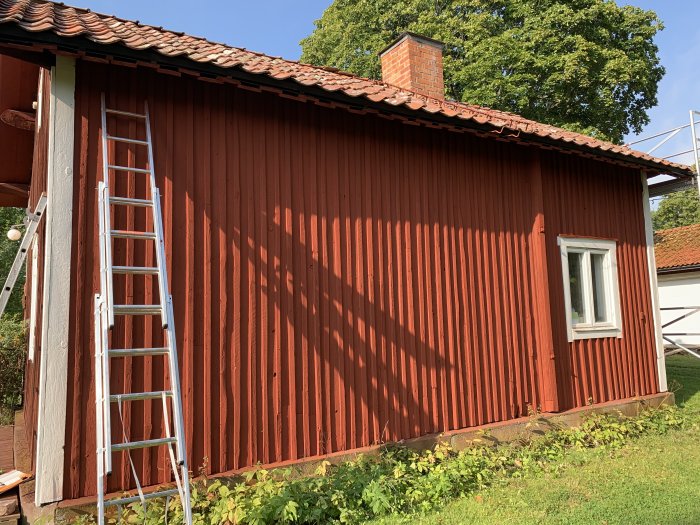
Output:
[373, 356, 700, 525]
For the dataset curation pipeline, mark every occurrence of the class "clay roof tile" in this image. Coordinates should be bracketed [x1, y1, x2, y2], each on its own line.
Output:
[0, 0, 692, 177]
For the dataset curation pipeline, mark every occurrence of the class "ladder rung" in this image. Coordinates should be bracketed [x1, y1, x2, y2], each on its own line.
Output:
[113, 304, 162, 315]
[111, 230, 157, 240]
[109, 196, 153, 207]
[109, 347, 170, 357]
[110, 390, 173, 402]
[106, 135, 149, 146]
[105, 108, 147, 119]
[113, 265, 159, 275]
[108, 165, 151, 174]
[104, 488, 180, 508]
[111, 437, 177, 452]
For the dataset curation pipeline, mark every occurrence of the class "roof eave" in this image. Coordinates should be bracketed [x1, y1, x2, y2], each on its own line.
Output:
[0, 25, 691, 178]
[657, 264, 700, 275]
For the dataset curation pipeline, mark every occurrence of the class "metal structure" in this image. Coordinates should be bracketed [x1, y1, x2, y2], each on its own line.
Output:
[626, 110, 700, 199]
[629, 111, 700, 362]
[662, 307, 700, 360]
[0, 193, 46, 318]
[94, 94, 192, 524]
[690, 109, 700, 197]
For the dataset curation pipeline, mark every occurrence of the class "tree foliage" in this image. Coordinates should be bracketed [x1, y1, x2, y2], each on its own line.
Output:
[300, 0, 664, 143]
[0, 207, 27, 424]
[0, 206, 27, 318]
[0, 317, 26, 424]
[652, 188, 700, 231]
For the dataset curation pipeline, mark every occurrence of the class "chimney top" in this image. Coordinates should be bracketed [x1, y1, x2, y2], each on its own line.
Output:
[379, 32, 445, 100]
[378, 32, 444, 57]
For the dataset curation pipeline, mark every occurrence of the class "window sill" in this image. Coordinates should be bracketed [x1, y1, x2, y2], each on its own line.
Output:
[569, 326, 622, 341]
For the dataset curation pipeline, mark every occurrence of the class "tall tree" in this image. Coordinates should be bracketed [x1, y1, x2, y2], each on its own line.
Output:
[652, 188, 700, 231]
[300, 0, 664, 143]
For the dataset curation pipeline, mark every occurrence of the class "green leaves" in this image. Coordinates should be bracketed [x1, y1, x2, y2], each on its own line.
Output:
[0, 317, 26, 424]
[652, 188, 700, 231]
[300, 0, 664, 144]
[83, 405, 689, 525]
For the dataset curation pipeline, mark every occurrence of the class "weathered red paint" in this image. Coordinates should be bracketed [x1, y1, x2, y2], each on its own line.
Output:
[19, 60, 658, 500]
[541, 152, 659, 408]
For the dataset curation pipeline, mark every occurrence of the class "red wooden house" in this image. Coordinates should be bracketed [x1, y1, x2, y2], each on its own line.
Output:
[0, 0, 694, 511]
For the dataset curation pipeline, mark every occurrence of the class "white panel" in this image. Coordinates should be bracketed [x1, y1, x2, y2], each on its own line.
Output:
[641, 173, 667, 392]
[658, 272, 700, 348]
[35, 55, 75, 506]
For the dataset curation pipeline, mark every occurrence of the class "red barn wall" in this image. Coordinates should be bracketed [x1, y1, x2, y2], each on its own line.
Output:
[61, 60, 658, 499]
[540, 153, 658, 410]
[0, 54, 39, 204]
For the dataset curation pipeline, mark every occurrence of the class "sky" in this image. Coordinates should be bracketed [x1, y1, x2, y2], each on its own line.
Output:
[77, 1, 700, 164]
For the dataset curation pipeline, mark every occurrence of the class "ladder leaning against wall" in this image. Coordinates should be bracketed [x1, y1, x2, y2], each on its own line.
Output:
[0, 194, 47, 319]
[94, 94, 192, 524]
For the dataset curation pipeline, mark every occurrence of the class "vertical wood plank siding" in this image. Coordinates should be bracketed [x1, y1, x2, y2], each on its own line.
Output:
[60, 61, 657, 499]
[541, 153, 659, 409]
[22, 67, 51, 466]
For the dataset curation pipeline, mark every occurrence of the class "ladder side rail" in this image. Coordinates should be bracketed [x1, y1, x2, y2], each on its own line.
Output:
[101, 184, 116, 328]
[97, 183, 108, 322]
[152, 189, 170, 327]
[144, 103, 170, 327]
[100, 299, 113, 474]
[165, 295, 187, 466]
[0, 194, 47, 318]
[181, 461, 193, 525]
[100, 94, 111, 191]
[94, 295, 106, 524]
[100, 95, 115, 327]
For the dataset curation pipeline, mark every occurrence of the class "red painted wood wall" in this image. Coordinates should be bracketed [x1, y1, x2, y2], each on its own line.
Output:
[54, 61, 658, 500]
[541, 153, 659, 408]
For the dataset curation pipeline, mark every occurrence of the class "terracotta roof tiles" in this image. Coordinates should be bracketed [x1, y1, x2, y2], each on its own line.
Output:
[655, 223, 700, 271]
[0, 0, 693, 176]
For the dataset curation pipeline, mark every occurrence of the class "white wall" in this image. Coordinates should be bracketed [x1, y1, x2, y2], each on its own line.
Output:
[658, 270, 700, 348]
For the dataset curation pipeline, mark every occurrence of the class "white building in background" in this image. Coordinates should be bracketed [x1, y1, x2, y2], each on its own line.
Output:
[655, 223, 700, 349]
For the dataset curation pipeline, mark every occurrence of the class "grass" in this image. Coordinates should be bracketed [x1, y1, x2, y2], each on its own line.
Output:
[372, 355, 700, 525]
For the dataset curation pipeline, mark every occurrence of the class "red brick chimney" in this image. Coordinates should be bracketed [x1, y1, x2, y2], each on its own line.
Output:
[379, 32, 445, 100]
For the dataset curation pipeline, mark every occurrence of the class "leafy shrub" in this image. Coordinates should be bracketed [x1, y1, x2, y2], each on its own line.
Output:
[0, 207, 27, 317]
[89, 405, 689, 525]
[0, 317, 26, 425]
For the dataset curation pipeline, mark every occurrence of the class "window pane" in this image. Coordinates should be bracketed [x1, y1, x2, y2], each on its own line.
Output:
[568, 251, 586, 325]
[591, 252, 608, 323]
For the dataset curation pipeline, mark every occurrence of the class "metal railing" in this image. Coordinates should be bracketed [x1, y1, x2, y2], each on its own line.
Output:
[662, 306, 700, 359]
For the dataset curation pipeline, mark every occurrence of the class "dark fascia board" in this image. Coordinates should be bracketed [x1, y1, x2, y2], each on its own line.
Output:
[649, 175, 697, 198]
[0, 25, 692, 178]
[658, 264, 700, 275]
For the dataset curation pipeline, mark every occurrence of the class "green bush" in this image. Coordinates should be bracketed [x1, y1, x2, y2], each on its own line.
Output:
[83, 405, 688, 525]
[0, 317, 27, 425]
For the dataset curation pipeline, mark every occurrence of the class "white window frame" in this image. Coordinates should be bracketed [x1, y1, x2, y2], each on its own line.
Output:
[558, 236, 622, 342]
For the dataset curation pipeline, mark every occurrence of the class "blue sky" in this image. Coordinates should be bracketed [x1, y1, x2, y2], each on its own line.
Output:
[78, 1, 699, 163]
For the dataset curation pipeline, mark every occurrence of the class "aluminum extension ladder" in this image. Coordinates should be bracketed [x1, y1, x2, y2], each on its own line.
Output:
[94, 94, 192, 525]
[0, 193, 47, 318]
